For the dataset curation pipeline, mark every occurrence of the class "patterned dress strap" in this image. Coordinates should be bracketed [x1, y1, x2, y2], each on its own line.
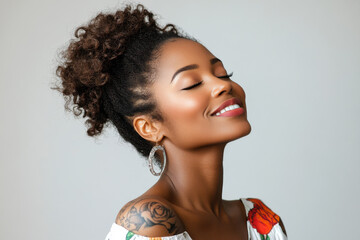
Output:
[241, 198, 288, 240]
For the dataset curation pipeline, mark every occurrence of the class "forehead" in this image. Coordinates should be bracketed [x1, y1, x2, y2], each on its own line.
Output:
[155, 38, 215, 76]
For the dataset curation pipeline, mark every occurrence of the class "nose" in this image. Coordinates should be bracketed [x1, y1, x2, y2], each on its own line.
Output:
[211, 77, 232, 98]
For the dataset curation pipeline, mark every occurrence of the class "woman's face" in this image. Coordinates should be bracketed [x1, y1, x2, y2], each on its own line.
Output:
[150, 38, 251, 150]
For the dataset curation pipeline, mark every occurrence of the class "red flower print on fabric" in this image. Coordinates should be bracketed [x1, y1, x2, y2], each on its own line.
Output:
[247, 198, 280, 236]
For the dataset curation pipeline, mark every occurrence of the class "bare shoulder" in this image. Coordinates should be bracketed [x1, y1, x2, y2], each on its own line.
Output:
[223, 199, 247, 219]
[115, 197, 186, 237]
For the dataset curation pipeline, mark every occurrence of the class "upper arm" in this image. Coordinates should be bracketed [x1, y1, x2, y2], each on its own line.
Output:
[115, 198, 185, 237]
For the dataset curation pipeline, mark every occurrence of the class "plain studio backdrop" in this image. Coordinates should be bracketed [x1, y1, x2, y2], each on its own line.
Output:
[0, 0, 359, 239]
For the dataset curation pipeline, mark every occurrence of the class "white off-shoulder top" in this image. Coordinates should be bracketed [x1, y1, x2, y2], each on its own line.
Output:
[104, 198, 288, 240]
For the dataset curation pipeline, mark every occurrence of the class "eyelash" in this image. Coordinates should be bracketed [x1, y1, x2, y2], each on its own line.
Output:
[218, 72, 233, 79]
[181, 72, 233, 90]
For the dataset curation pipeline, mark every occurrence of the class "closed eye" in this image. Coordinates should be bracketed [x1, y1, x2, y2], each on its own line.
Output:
[181, 81, 203, 90]
[218, 72, 233, 79]
[181, 72, 233, 90]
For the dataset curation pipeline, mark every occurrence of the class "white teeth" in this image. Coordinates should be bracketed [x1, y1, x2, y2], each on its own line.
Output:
[215, 104, 241, 116]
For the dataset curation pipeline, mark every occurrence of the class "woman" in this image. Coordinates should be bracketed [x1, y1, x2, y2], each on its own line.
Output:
[55, 4, 287, 240]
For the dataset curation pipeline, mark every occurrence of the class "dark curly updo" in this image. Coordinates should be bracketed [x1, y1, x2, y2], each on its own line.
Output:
[53, 4, 194, 159]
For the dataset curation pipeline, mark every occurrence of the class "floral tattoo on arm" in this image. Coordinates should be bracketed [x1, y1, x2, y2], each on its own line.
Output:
[118, 201, 182, 235]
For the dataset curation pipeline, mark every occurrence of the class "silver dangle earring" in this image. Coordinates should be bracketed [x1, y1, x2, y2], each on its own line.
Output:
[148, 142, 167, 176]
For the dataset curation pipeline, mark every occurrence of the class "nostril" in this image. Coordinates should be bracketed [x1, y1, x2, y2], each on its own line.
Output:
[211, 79, 232, 97]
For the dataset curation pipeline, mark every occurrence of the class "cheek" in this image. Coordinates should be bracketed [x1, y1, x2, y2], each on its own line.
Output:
[156, 90, 211, 147]
[160, 91, 207, 123]
[233, 82, 246, 98]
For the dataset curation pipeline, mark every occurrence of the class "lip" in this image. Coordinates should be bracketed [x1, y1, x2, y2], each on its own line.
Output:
[210, 97, 244, 116]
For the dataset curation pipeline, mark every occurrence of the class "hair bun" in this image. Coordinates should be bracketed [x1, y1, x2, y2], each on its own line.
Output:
[54, 4, 158, 136]
[53, 4, 190, 159]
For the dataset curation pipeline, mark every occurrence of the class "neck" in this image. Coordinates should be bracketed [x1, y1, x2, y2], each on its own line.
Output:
[160, 139, 226, 215]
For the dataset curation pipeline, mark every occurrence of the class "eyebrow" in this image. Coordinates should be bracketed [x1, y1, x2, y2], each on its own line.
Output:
[171, 57, 222, 83]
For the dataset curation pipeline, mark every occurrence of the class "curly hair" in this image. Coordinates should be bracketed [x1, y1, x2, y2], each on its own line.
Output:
[52, 4, 194, 159]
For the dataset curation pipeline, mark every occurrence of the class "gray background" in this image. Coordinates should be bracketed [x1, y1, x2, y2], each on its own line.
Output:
[1, 0, 359, 239]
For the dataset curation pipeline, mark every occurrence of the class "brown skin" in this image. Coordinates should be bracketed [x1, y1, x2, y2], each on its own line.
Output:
[116, 39, 285, 239]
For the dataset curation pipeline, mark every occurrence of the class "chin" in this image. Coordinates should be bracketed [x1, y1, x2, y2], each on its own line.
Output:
[229, 122, 252, 141]
[244, 122, 252, 136]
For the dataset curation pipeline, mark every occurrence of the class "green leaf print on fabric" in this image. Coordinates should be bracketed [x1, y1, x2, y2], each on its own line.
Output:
[260, 234, 270, 240]
[126, 231, 135, 240]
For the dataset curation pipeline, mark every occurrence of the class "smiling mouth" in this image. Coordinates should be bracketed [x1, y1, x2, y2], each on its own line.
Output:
[210, 97, 244, 116]
[214, 104, 242, 116]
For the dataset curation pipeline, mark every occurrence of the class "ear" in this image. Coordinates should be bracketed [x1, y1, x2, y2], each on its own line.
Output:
[132, 115, 163, 143]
